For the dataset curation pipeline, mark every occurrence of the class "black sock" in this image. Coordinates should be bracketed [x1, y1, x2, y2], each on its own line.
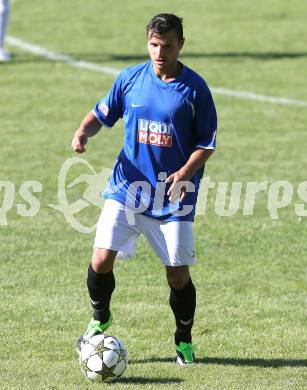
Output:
[169, 278, 196, 345]
[87, 264, 115, 323]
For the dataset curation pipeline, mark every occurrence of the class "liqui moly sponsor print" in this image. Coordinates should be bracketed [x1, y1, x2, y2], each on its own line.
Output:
[137, 119, 174, 147]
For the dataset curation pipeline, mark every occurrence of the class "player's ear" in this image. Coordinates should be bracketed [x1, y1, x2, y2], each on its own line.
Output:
[179, 37, 185, 50]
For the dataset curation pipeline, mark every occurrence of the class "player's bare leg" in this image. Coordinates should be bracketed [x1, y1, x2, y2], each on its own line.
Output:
[166, 265, 197, 365]
[92, 248, 117, 273]
[166, 265, 190, 289]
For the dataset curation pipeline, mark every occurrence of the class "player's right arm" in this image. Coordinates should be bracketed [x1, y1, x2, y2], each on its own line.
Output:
[72, 69, 126, 153]
[72, 111, 102, 153]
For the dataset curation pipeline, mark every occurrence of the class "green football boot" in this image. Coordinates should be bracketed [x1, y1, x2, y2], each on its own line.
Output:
[176, 342, 197, 365]
[77, 312, 113, 354]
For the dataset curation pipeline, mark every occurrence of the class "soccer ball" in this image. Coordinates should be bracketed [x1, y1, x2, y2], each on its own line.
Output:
[79, 334, 128, 382]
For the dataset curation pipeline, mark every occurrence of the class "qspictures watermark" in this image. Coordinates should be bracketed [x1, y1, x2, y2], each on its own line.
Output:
[1, 157, 307, 233]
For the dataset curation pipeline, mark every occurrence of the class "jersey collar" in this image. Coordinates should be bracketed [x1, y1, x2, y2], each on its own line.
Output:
[149, 60, 186, 88]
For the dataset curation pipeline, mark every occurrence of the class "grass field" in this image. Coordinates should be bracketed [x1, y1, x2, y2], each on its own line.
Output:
[1, 0, 306, 388]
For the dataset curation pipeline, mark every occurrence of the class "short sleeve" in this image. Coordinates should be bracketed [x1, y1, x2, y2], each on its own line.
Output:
[92, 71, 125, 128]
[194, 84, 217, 149]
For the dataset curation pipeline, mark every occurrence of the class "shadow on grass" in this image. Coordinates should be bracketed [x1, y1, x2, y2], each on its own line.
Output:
[129, 356, 307, 368]
[110, 376, 183, 385]
[77, 51, 307, 61]
[7, 51, 307, 65]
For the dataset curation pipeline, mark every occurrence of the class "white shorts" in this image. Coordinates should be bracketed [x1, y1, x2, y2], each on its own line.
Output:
[94, 199, 195, 267]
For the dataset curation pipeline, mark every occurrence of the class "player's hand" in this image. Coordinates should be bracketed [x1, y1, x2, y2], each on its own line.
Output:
[72, 130, 88, 153]
[166, 169, 191, 202]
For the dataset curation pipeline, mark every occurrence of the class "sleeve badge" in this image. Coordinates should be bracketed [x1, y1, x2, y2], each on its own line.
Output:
[98, 102, 109, 117]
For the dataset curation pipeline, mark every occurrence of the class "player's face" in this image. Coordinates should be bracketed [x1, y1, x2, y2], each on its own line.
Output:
[147, 29, 184, 75]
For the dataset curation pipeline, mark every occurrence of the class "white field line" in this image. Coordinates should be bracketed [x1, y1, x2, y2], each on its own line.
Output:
[6, 36, 120, 76]
[212, 87, 307, 107]
[7, 35, 307, 107]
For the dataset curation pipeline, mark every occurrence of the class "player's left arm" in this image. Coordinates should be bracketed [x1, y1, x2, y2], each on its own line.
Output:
[166, 147, 214, 202]
[167, 81, 217, 202]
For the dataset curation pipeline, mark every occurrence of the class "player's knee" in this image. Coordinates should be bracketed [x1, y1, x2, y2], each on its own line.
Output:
[166, 266, 190, 290]
[91, 248, 117, 273]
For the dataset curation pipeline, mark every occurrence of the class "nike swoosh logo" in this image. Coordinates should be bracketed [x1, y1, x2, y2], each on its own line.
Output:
[179, 318, 193, 326]
[90, 298, 100, 305]
[131, 103, 143, 107]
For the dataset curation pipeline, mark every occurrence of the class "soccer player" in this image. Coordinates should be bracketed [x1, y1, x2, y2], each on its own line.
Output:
[0, 0, 10, 62]
[72, 13, 217, 365]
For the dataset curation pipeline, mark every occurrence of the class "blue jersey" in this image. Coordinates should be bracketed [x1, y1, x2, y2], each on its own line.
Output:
[93, 61, 217, 221]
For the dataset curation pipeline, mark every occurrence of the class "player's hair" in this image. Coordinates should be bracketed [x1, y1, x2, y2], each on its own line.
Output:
[146, 13, 183, 41]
